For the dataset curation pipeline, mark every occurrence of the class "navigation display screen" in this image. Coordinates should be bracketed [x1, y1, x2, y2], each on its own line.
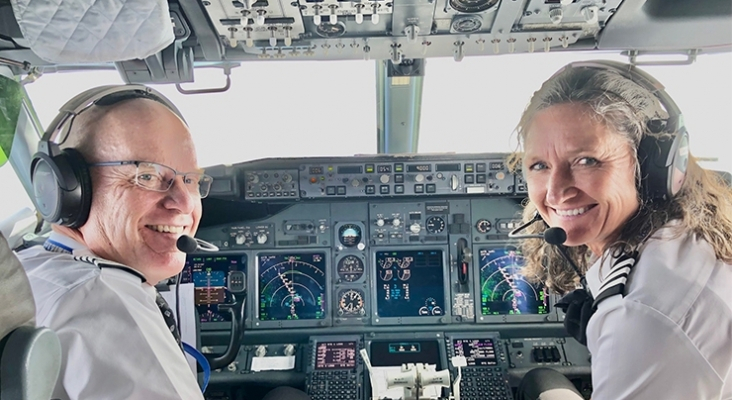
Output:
[479, 247, 549, 315]
[258, 253, 327, 321]
[375, 249, 445, 318]
[315, 341, 358, 370]
[452, 339, 498, 367]
[182, 254, 246, 323]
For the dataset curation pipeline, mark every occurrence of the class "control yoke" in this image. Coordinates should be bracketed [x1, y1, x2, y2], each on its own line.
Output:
[206, 271, 247, 370]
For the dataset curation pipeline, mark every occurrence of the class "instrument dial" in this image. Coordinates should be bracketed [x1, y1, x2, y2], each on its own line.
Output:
[338, 224, 362, 247]
[476, 219, 492, 233]
[426, 216, 445, 234]
[338, 289, 365, 316]
[337, 255, 365, 282]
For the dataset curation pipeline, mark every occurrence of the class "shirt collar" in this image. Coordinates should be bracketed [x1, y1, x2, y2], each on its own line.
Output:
[43, 231, 86, 254]
[44, 231, 150, 284]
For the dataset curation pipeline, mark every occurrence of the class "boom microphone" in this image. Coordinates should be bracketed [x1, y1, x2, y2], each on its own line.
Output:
[543, 227, 567, 246]
[541, 226, 587, 288]
[176, 235, 220, 253]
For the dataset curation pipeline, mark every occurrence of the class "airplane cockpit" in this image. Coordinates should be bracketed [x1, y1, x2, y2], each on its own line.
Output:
[0, 0, 731, 399]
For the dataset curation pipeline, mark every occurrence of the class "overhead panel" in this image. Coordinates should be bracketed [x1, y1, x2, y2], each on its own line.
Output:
[199, 0, 619, 61]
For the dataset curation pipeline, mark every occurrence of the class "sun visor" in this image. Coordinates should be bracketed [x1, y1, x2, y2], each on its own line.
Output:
[10, 0, 174, 63]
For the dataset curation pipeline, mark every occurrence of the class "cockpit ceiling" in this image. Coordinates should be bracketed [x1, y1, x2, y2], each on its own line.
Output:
[0, 0, 730, 81]
[186, 0, 732, 62]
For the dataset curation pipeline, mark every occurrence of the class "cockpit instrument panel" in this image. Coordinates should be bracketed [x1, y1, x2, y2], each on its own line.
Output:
[369, 339, 443, 369]
[374, 248, 447, 324]
[337, 255, 365, 282]
[479, 246, 549, 318]
[315, 340, 359, 370]
[182, 254, 246, 323]
[452, 338, 498, 367]
[257, 252, 328, 324]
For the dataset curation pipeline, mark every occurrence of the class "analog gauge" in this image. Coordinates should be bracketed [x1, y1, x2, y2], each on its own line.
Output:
[337, 255, 365, 282]
[338, 289, 365, 316]
[476, 219, 492, 233]
[338, 224, 362, 247]
[425, 216, 445, 234]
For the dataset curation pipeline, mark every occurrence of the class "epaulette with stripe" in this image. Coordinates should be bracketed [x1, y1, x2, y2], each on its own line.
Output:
[591, 251, 638, 310]
[74, 255, 147, 283]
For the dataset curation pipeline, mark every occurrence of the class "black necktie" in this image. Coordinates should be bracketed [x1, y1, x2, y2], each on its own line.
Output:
[155, 291, 183, 349]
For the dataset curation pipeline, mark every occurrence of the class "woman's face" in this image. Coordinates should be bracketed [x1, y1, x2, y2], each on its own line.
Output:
[522, 104, 640, 255]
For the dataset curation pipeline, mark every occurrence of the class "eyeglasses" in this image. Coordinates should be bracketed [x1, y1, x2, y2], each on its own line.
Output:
[89, 161, 213, 198]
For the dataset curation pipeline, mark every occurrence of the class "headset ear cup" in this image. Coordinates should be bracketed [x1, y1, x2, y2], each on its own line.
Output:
[30, 148, 92, 228]
[61, 148, 92, 228]
[638, 127, 688, 203]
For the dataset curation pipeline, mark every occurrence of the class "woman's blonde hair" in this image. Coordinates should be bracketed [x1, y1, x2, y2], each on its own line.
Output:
[508, 63, 732, 294]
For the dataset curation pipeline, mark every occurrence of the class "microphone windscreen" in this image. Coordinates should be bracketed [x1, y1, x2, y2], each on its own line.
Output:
[176, 235, 198, 254]
[543, 227, 567, 246]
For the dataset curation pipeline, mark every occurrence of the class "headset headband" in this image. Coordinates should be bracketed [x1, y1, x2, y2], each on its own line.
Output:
[42, 84, 186, 144]
[558, 60, 682, 118]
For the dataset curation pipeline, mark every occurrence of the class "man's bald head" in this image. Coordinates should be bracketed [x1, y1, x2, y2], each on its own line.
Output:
[60, 98, 189, 164]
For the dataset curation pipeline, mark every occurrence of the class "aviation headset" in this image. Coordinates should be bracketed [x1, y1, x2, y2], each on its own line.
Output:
[556, 60, 690, 204]
[30, 85, 186, 229]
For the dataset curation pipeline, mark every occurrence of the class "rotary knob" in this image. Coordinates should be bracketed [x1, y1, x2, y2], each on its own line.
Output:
[283, 344, 296, 356]
[380, 174, 390, 183]
[235, 233, 246, 245]
[256, 233, 268, 244]
[410, 223, 421, 234]
[392, 218, 401, 227]
[255, 345, 267, 357]
[376, 218, 385, 227]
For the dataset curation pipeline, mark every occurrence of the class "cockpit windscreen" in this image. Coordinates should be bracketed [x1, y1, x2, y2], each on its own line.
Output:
[479, 246, 549, 315]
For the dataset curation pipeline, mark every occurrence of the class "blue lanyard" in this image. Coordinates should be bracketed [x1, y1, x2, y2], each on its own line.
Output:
[43, 238, 73, 254]
[182, 342, 211, 393]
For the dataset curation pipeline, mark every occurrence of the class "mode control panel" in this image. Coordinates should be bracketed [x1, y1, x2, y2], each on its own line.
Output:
[300, 159, 514, 199]
[235, 155, 522, 202]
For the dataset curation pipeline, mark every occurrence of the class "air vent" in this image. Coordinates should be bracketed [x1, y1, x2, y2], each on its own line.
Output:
[451, 15, 482, 33]
[315, 21, 346, 38]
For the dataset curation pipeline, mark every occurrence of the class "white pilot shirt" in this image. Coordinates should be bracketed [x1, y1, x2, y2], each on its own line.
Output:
[586, 223, 732, 400]
[18, 232, 204, 400]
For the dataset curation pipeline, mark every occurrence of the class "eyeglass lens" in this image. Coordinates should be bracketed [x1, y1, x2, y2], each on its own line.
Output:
[135, 162, 212, 197]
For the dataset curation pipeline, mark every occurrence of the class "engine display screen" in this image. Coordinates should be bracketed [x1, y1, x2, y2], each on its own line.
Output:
[375, 249, 445, 318]
[452, 339, 498, 367]
[479, 247, 549, 315]
[370, 340, 442, 369]
[315, 341, 358, 370]
[182, 254, 246, 323]
[258, 253, 327, 321]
